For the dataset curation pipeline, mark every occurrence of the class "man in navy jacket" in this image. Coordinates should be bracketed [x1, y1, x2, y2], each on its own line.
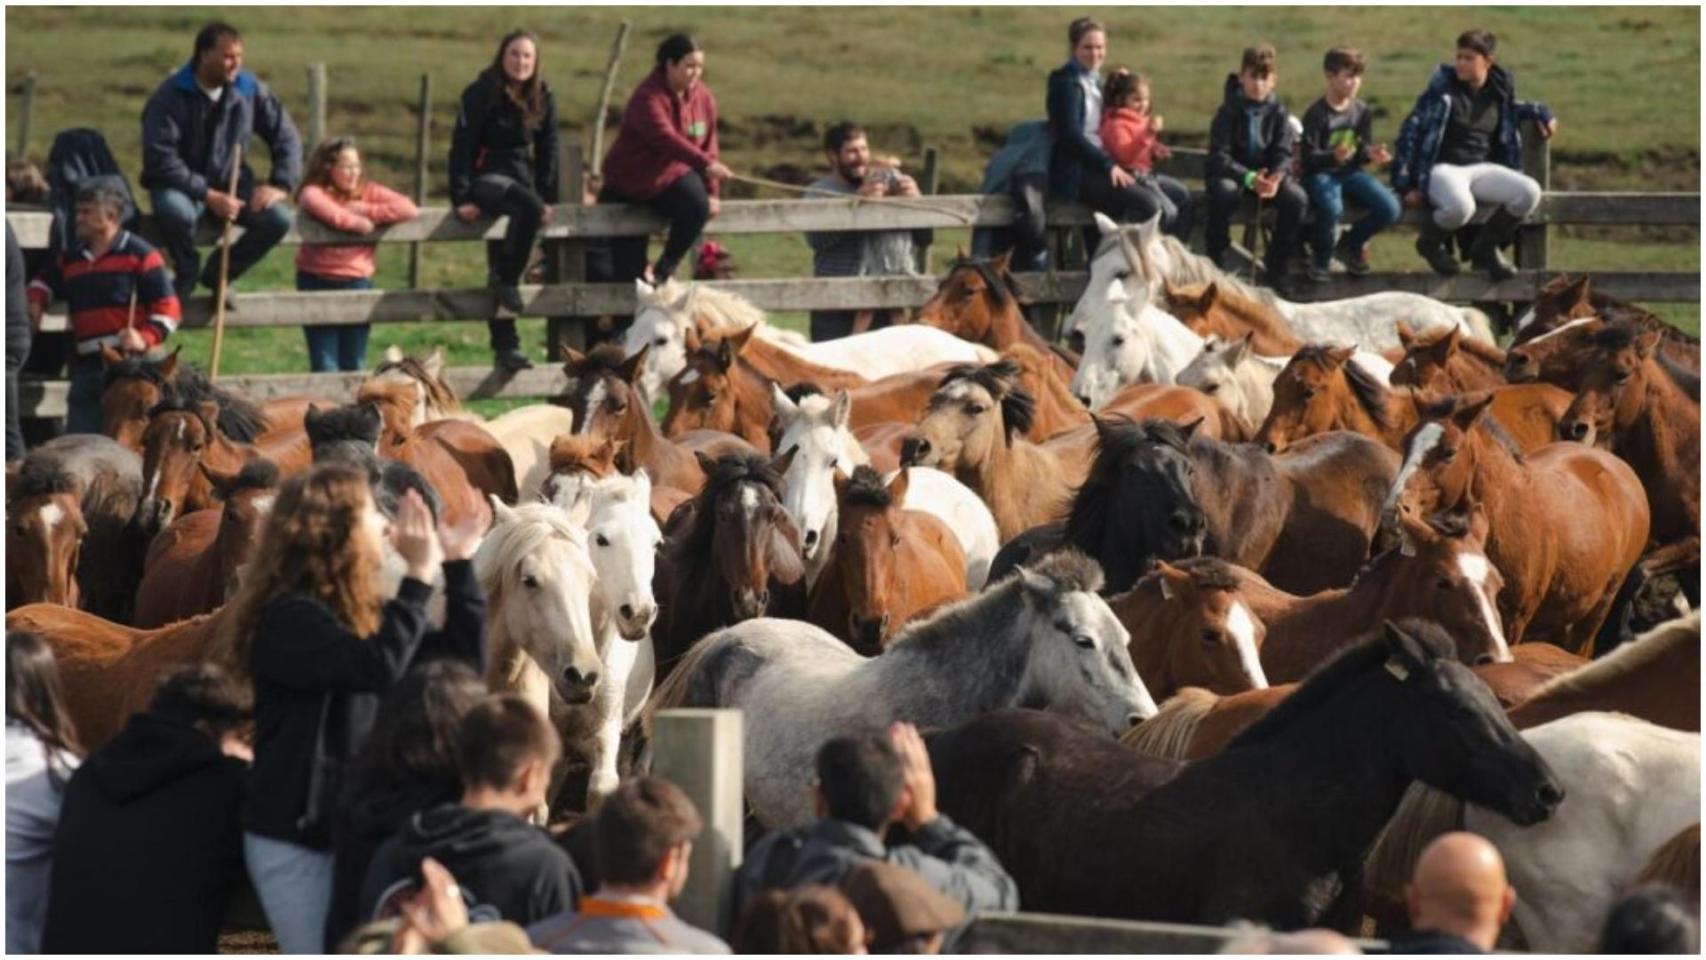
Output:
[140, 22, 301, 302]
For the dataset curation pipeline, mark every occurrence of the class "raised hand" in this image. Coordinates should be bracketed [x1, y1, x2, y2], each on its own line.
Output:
[391, 489, 443, 581]
[438, 487, 490, 562]
[890, 721, 939, 831]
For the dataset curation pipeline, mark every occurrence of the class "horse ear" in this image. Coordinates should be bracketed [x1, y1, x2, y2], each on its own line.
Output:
[830, 390, 852, 431]
[693, 450, 717, 475]
[489, 493, 517, 526]
[1015, 564, 1054, 601]
[382, 344, 405, 364]
[1154, 559, 1190, 600]
[771, 383, 798, 421]
[1226, 333, 1255, 366]
[100, 344, 125, 368]
[304, 404, 322, 432]
[1567, 276, 1593, 308]
[159, 345, 182, 379]
[631, 468, 652, 500]
[727, 324, 757, 355]
[565, 493, 593, 529]
[1381, 621, 1428, 681]
[1635, 329, 1662, 359]
[561, 345, 587, 368]
[832, 467, 851, 502]
[1327, 345, 1357, 367]
[768, 444, 798, 479]
[619, 345, 651, 385]
[1395, 322, 1416, 349]
[197, 400, 221, 433]
[1466, 502, 1490, 544]
[1179, 416, 1205, 442]
[1395, 507, 1429, 557]
[955, 244, 969, 260]
[424, 347, 445, 379]
[886, 467, 910, 507]
[1092, 211, 1121, 237]
[1197, 283, 1219, 312]
[1450, 393, 1495, 431]
[634, 276, 656, 299]
[714, 336, 735, 371]
[990, 250, 1013, 274]
[198, 459, 243, 498]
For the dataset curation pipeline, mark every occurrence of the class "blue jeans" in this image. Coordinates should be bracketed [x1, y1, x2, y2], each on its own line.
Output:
[296, 272, 373, 372]
[150, 187, 294, 298]
[244, 832, 335, 954]
[66, 354, 105, 435]
[1304, 170, 1401, 267]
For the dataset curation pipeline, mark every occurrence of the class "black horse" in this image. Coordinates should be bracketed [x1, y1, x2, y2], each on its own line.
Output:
[927, 620, 1562, 930]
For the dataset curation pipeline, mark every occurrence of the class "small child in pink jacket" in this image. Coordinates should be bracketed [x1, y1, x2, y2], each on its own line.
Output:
[294, 137, 419, 372]
[1098, 70, 1170, 174]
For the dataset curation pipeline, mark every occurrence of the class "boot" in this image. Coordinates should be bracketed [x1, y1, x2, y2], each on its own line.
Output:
[1414, 219, 1461, 277]
[1468, 209, 1522, 282]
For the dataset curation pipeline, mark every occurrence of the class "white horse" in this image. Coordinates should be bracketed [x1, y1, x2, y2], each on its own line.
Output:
[771, 385, 999, 589]
[645, 550, 1160, 828]
[484, 404, 577, 500]
[1069, 213, 1493, 352]
[1176, 334, 1290, 429]
[622, 278, 997, 404]
[1367, 711, 1700, 953]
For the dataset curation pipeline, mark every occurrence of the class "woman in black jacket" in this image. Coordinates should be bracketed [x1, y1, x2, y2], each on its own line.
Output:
[1045, 17, 1157, 225]
[222, 463, 486, 954]
[450, 30, 560, 371]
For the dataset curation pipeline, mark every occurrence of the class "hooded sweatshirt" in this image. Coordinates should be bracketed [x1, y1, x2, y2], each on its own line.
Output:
[359, 803, 583, 930]
[40, 710, 246, 954]
[1206, 73, 1296, 184]
[6, 721, 76, 954]
[324, 774, 461, 951]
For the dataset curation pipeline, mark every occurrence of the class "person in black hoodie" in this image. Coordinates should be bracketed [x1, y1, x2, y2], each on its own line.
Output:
[41, 663, 251, 954]
[360, 694, 582, 929]
[225, 463, 487, 954]
[322, 660, 488, 952]
[449, 30, 560, 372]
[1204, 43, 1308, 295]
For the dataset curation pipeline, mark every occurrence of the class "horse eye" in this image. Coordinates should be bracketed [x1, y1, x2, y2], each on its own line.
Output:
[1072, 634, 1096, 650]
[1111, 335, 1126, 347]
[1301, 387, 1318, 400]
[890, 533, 901, 547]
[1438, 447, 1457, 462]
[1436, 577, 1452, 591]
[1614, 370, 1633, 384]
[967, 404, 986, 416]
[1202, 383, 1219, 394]
[595, 534, 610, 547]
[1200, 629, 1220, 647]
[521, 573, 540, 589]
[654, 336, 669, 347]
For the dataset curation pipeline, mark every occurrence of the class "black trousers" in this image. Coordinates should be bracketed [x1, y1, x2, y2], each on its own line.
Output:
[470, 174, 546, 352]
[1078, 164, 1165, 225]
[587, 170, 713, 345]
[1205, 176, 1308, 274]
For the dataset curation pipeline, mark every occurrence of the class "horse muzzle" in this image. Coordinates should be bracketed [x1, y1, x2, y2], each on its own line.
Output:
[1510, 778, 1566, 827]
[848, 613, 890, 654]
[559, 665, 601, 705]
[734, 588, 769, 621]
[135, 497, 175, 537]
[616, 602, 657, 640]
[899, 435, 933, 468]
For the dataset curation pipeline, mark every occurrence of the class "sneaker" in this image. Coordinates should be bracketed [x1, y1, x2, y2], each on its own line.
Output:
[1305, 262, 1332, 284]
[493, 348, 534, 372]
[1335, 239, 1373, 277]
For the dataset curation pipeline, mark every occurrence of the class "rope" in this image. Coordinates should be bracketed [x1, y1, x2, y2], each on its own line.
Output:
[720, 171, 977, 225]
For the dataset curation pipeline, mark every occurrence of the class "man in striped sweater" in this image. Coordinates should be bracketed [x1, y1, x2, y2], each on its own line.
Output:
[27, 181, 180, 434]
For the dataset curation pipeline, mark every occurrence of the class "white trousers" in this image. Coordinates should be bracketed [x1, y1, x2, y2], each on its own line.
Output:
[1427, 162, 1544, 229]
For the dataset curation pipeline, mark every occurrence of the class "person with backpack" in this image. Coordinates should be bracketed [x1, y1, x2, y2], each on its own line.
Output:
[140, 21, 301, 306]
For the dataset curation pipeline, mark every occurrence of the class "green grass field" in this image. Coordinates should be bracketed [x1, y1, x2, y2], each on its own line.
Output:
[6, 6, 1698, 413]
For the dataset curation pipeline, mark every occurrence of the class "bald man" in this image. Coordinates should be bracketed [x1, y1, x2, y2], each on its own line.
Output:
[1389, 832, 1515, 953]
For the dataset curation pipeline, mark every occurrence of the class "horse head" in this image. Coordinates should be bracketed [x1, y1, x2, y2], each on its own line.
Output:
[1138, 558, 1269, 694]
[828, 466, 915, 652]
[691, 450, 804, 622]
[1504, 314, 1602, 387]
[903, 360, 1032, 472]
[1071, 417, 1207, 593]
[561, 344, 648, 456]
[1067, 212, 1164, 343]
[1511, 274, 1595, 344]
[540, 433, 624, 507]
[1178, 334, 1265, 427]
[99, 345, 180, 452]
[1367, 503, 1511, 666]
[6, 463, 86, 607]
[304, 401, 385, 471]
[135, 399, 222, 537]
[1385, 395, 1498, 534]
[371, 346, 457, 427]
[772, 386, 862, 578]
[1390, 323, 1462, 394]
[476, 498, 603, 706]
[577, 470, 664, 642]
[1011, 550, 1159, 731]
[661, 327, 757, 440]
[914, 253, 1012, 342]
[1557, 321, 1661, 447]
[1255, 345, 1359, 454]
[623, 277, 694, 404]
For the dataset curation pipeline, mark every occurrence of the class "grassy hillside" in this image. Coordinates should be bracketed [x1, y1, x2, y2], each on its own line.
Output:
[6, 6, 1698, 413]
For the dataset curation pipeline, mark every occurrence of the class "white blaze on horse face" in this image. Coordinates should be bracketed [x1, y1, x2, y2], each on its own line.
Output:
[1524, 315, 1596, 347]
[1457, 551, 1511, 662]
[739, 483, 761, 521]
[37, 502, 63, 533]
[250, 496, 275, 516]
[576, 381, 608, 436]
[1387, 422, 1444, 513]
[1226, 600, 1269, 689]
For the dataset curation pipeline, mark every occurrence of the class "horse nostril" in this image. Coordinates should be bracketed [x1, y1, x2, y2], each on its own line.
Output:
[804, 529, 819, 547]
[1263, 441, 1278, 455]
[1474, 653, 1495, 666]
[619, 604, 635, 621]
[1168, 512, 1196, 533]
[1566, 422, 1588, 441]
[1126, 713, 1145, 729]
[900, 437, 930, 465]
[565, 667, 599, 689]
[1537, 782, 1565, 808]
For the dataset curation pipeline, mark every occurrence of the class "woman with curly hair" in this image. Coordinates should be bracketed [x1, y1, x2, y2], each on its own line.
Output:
[224, 463, 486, 953]
[6, 630, 82, 954]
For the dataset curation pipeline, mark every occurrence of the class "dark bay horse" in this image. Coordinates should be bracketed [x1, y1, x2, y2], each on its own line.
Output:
[651, 451, 806, 678]
[1387, 394, 1651, 653]
[131, 460, 279, 628]
[805, 466, 967, 654]
[914, 253, 1080, 378]
[1512, 274, 1701, 368]
[1110, 558, 1269, 698]
[928, 621, 1561, 929]
[99, 347, 321, 453]
[132, 398, 310, 539]
[6, 434, 146, 622]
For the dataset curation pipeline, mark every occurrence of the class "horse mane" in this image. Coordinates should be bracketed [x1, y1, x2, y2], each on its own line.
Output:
[841, 465, 893, 509]
[1026, 548, 1105, 594]
[938, 360, 1036, 439]
[356, 376, 420, 411]
[684, 283, 768, 334]
[473, 502, 586, 597]
[107, 355, 269, 442]
[1151, 233, 1283, 308]
[15, 455, 78, 496]
[228, 459, 281, 492]
[1171, 280, 1290, 337]
[307, 402, 383, 446]
[667, 453, 785, 562]
[784, 383, 825, 404]
[1636, 824, 1701, 906]
[1295, 345, 1391, 430]
[1065, 417, 1187, 547]
[1225, 623, 1455, 750]
[1524, 612, 1698, 704]
[373, 355, 464, 414]
[1362, 782, 1464, 903]
[1136, 556, 1243, 595]
[1657, 351, 1701, 400]
[1120, 687, 1217, 760]
[101, 354, 169, 390]
[144, 395, 214, 427]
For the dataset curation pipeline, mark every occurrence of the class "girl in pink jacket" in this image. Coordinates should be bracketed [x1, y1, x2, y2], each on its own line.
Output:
[1097, 70, 1196, 240]
[294, 137, 419, 372]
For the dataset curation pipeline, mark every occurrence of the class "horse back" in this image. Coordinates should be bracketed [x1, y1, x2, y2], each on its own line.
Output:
[1262, 432, 1399, 593]
[132, 508, 223, 628]
[420, 419, 519, 505]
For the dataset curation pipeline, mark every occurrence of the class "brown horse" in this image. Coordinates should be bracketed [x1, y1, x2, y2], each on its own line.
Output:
[98, 347, 322, 453]
[132, 398, 311, 539]
[540, 434, 689, 525]
[559, 344, 754, 496]
[1161, 279, 1302, 357]
[6, 434, 145, 623]
[1507, 612, 1698, 733]
[1388, 394, 1652, 653]
[1102, 382, 1251, 442]
[371, 345, 475, 425]
[898, 361, 1092, 541]
[914, 254, 1079, 378]
[355, 378, 518, 507]
[1557, 322, 1701, 585]
[1256, 345, 1571, 455]
[662, 332, 781, 451]
[1110, 558, 1269, 699]
[686, 324, 869, 393]
[650, 451, 806, 677]
[806, 467, 967, 654]
[131, 460, 279, 628]
[1506, 278, 1699, 384]
[1635, 823, 1701, 907]
[1392, 323, 1508, 394]
[5, 602, 233, 750]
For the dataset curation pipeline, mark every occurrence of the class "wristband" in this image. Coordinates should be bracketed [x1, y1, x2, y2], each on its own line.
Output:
[1242, 171, 1257, 191]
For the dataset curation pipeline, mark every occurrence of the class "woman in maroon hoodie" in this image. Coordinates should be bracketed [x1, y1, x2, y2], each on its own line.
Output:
[595, 34, 731, 328]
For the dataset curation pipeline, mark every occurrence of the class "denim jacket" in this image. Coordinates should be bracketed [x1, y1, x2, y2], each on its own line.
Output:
[1391, 63, 1553, 195]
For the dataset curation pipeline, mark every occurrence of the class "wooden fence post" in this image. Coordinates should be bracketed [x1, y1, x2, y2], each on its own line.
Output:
[650, 709, 744, 938]
[1517, 123, 1552, 273]
[305, 63, 327, 151]
[13, 72, 36, 162]
[544, 140, 588, 361]
[914, 145, 940, 273]
[409, 73, 432, 290]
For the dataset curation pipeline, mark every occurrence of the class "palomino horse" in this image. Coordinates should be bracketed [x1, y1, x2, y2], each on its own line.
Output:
[914, 253, 1079, 377]
[1557, 322, 1701, 592]
[1365, 713, 1697, 953]
[1508, 612, 1699, 732]
[131, 460, 278, 628]
[899, 361, 1094, 541]
[132, 398, 310, 538]
[558, 344, 754, 495]
[1255, 345, 1572, 456]
[1391, 323, 1508, 393]
[1111, 559, 1268, 698]
[1386, 393, 1651, 653]
[770, 386, 999, 590]
[650, 451, 807, 678]
[1069, 212, 1492, 352]
[806, 467, 968, 654]
[98, 347, 323, 453]
[540, 434, 690, 525]
[928, 621, 1559, 929]
[483, 404, 578, 500]
[355, 379, 518, 507]
[1177, 334, 1288, 431]
[648, 550, 1158, 829]
[6, 434, 145, 623]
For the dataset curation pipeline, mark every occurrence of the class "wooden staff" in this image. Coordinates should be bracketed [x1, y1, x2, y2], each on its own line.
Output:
[588, 20, 631, 191]
[208, 144, 242, 381]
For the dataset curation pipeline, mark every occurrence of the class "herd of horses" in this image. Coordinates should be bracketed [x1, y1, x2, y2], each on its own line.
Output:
[4, 211, 1700, 950]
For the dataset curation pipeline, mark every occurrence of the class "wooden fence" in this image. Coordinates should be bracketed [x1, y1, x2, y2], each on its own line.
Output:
[8, 130, 1698, 418]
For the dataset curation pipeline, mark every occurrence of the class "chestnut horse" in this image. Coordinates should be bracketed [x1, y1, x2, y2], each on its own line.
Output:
[316, 394, 489, 529]
[98, 347, 321, 453]
[684, 323, 868, 393]
[540, 434, 689, 525]
[806, 467, 967, 655]
[131, 460, 279, 628]
[355, 378, 518, 507]
[6, 434, 145, 623]
[1508, 612, 1699, 733]
[1255, 345, 1571, 456]
[662, 333, 778, 450]
[1100, 382, 1250, 442]
[559, 344, 754, 496]
[1557, 322, 1700, 592]
[1391, 323, 1508, 394]
[914, 254, 1079, 377]
[1513, 274, 1701, 368]
[371, 345, 481, 426]
[1161, 279, 1302, 357]
[132, 398, 310, 539]
[1386, 394, 1651, 653]
[1111, 558, 1269, 699]
[650, 451, 807, 678]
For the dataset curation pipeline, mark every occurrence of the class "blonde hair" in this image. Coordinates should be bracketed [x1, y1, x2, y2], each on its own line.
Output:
[296, 136, 364, 203]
